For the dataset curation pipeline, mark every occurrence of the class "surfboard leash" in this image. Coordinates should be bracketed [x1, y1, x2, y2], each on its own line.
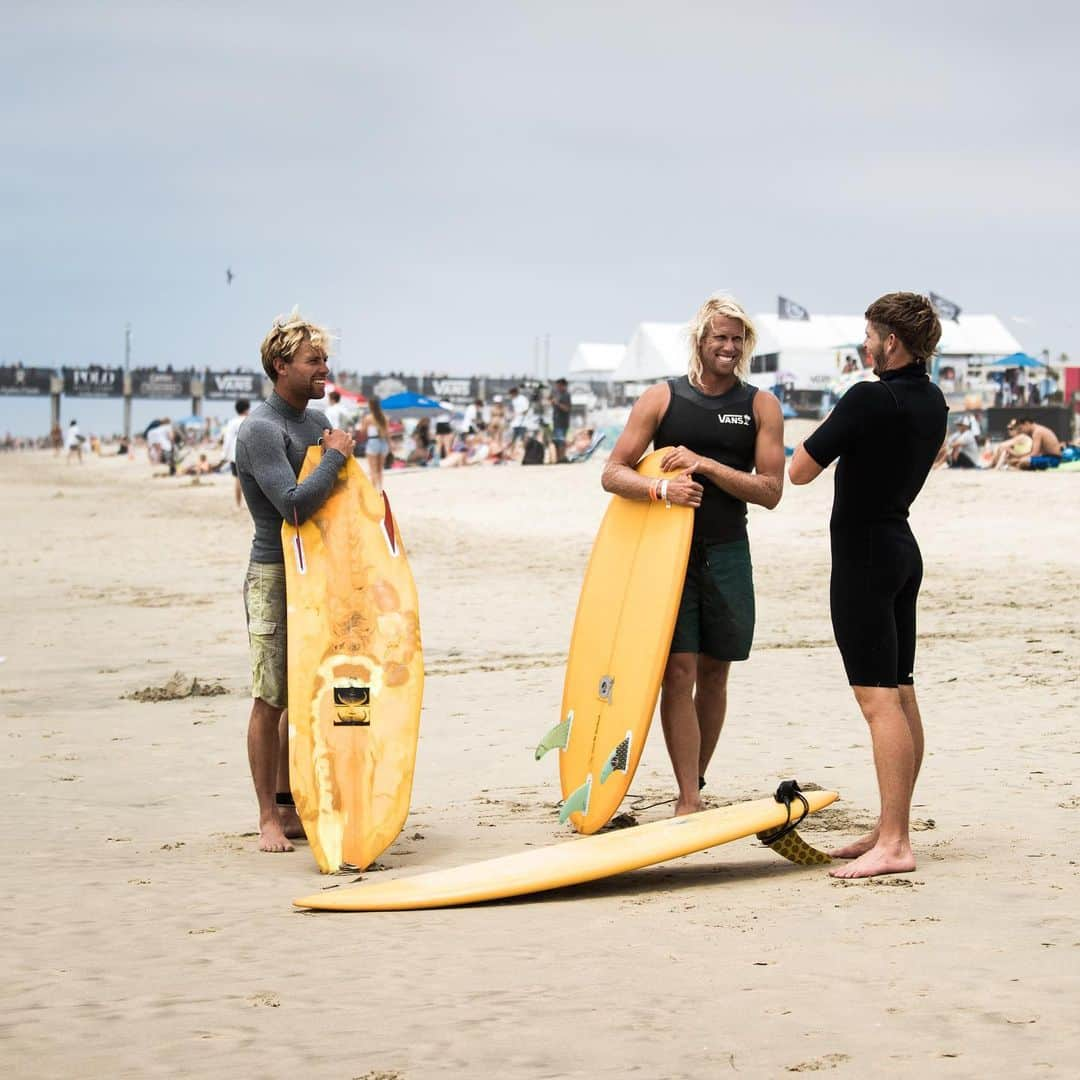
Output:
[755, 780, 832, 866]
[759, 779, 810, 845]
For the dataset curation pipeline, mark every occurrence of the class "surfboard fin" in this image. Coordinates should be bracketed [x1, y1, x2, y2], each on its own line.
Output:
[757, 828, 832, 866]
[558, 775, 591, 824]
[599, 731, 632, 784]
[535, 712, 573, 761]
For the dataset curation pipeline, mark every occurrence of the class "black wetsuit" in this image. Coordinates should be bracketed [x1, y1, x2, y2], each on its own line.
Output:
[804, 364, 947, 686]
[654, 376, 759, 543]
[655, 376, 759, 660]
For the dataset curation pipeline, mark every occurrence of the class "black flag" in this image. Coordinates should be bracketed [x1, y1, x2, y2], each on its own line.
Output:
[929, 291, 961, 322]
[778, 296, 810, 321]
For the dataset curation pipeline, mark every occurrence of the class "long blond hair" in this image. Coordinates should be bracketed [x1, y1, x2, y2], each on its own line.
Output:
[259, 306, 335, 382]
[687, 293, 756, 388]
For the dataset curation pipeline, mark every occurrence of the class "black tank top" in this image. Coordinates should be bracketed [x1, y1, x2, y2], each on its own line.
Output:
[654, 376, 759, 542]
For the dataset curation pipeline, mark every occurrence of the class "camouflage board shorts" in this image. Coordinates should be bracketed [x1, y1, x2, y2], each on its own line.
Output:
[243, 561, 287, 708]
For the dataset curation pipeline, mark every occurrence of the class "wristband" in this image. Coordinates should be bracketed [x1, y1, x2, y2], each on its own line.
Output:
[649, 479, 659, 501]
[659, 479, 669, 504]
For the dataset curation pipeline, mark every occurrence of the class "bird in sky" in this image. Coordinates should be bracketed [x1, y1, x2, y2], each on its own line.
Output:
[225, 267, 234, 285]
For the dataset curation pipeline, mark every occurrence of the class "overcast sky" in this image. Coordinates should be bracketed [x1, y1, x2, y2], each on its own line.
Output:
[3, 0, 1077, 385]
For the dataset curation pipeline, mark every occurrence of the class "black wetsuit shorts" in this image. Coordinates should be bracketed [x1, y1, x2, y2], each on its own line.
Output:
[830, 523, 921, 687]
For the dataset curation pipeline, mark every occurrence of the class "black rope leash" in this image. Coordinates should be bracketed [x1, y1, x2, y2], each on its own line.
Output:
[759, 779, 810, 846]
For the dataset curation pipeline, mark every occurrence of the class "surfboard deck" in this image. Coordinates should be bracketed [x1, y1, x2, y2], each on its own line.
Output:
[538, 448, 694, 834]
[282, 449, 423, 874]
[294, 788, 838, 911]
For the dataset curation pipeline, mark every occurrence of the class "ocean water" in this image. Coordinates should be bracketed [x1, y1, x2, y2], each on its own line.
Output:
[0, 395, 248, 441]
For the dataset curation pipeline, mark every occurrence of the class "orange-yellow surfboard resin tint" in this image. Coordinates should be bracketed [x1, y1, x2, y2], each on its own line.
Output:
[282, 449, 423, 873]
[537, 448, 694, 834]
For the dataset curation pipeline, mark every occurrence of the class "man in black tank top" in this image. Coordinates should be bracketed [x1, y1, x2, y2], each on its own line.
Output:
[790, 292, 947, 880]
[603, 293, 785, 816]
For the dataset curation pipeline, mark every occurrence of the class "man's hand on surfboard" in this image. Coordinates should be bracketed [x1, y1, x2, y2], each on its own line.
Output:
[322, 428, 355, 457]
[663, 470, 702, 507]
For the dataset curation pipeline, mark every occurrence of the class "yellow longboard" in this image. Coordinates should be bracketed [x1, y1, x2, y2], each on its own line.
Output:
[282, 449, 423, 873]
[537, 448, 694, 833]
[294, 787, 838, 911]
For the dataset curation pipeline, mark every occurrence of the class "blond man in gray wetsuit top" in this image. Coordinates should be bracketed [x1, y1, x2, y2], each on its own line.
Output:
[235, 309, 354, 852]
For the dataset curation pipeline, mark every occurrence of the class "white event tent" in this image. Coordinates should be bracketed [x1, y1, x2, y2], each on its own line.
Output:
[611, 322, 690, 383]
[568, 343, 626, 380]
[612, 313, 1021, 389]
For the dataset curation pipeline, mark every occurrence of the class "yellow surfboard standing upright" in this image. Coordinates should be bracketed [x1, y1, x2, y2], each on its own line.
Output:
[537, 448, 694, 834]
[282, 449, 423, 873]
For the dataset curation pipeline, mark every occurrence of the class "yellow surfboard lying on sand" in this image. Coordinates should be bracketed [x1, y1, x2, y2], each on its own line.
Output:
[293, 784, 837, 911]
[536, 448, 694, 834]
[282, 449, 423, 874]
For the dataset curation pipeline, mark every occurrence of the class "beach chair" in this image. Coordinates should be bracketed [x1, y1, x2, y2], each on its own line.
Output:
[567, 431, 606, 463]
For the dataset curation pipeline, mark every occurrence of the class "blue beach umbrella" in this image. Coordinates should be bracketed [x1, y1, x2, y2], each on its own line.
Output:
[989, 352, 1043, 369]
[379, 392, 448, 418]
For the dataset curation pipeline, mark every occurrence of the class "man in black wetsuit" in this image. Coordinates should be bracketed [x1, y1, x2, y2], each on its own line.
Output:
[235, 309, 355, 852]
[790, 292, 947, 880]
[603, 293, 785, 816]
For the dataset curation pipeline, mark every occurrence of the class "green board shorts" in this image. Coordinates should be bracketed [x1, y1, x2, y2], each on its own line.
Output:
[669, 537, 755, 662]
[244, 560, 287, 709]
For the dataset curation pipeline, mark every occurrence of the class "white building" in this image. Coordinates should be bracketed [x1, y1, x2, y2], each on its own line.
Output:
[568, 343, 625, 381]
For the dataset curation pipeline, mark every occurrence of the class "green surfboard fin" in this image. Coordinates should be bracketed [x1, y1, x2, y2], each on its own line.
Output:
[535, 712, 573, 761]
[558, 776, 592, 824]
[599, 732, 632, 784]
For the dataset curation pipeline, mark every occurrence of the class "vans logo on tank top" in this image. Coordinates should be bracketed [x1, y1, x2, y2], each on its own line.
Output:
[718, 414, 752, 426]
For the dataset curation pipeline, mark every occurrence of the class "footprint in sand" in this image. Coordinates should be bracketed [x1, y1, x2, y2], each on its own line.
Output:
[786, 1052, 851, 1072]
[248, 991, 280, 1008]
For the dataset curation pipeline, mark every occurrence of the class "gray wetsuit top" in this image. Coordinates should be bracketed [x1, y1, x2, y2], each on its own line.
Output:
[235, 391, 345, 564]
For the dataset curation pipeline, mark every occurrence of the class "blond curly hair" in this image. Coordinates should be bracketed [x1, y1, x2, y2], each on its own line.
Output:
[259, 307, 335, 382]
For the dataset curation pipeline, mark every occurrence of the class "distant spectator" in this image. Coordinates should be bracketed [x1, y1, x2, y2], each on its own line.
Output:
[551, 377, 572, 462]
[946, 418, 979, 469]
[64, 420, 84, 464]
[222, 399, 251, 508]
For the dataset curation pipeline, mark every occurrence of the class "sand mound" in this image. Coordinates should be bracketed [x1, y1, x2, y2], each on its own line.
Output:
[123, 671, 228, 702]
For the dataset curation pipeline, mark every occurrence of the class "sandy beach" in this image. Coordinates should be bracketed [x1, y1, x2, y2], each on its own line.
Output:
[2, 441, 1078, 1079]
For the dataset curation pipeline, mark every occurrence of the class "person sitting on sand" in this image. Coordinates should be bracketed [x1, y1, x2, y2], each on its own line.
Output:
[1011, 417, 1063, 471]
[407, 417, 434, 466]
[989, 419, 1031, 469]
[181, 453, 213, 476]
[945, 418, 979, 469]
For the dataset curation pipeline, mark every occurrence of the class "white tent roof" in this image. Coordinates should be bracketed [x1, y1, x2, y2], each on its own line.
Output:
[611, 311, 1022, 383]
[612, 322, 689, 382]
[568, 343, 626, 378]
[936, 315, 1022, 358]
[753, 313, 1021, 359]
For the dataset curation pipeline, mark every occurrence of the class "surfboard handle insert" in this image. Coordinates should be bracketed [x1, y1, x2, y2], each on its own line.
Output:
[598, 676, 614, 703]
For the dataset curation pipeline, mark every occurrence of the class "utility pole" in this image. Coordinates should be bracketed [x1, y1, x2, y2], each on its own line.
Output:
[123, 323, 132, 440]
[544, 333, 550, 380]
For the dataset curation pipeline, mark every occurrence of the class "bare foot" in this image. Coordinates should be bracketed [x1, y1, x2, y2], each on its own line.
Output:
[280, 804, 305, 840]
[674, 797, 702, 817]
[829, 842, 914, 879]
[829, 828, 879, 860]
[258, 817, 294, 853]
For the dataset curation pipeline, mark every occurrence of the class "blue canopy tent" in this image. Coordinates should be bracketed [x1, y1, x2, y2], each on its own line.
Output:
[379, 392, 448, 418]
[989, 352, 1043, 369]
